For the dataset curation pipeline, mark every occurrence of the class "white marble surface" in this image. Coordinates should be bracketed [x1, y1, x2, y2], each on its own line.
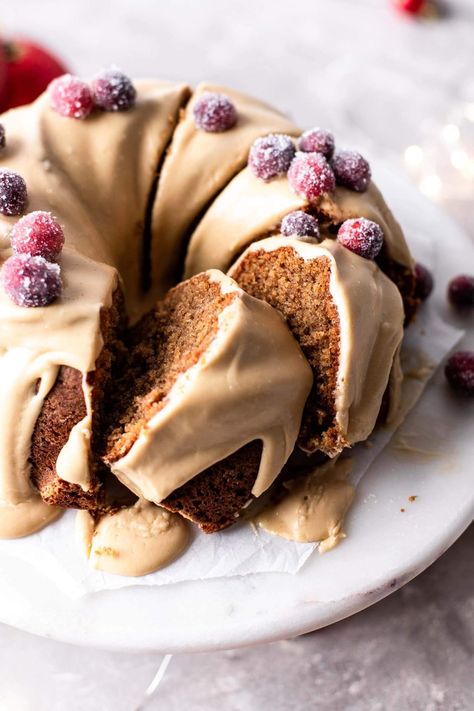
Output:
[0, 0, 473, 708]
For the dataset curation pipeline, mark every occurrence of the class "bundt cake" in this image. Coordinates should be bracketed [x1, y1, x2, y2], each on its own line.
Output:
[0, 71, 415, 554]
[229, 235, 404, 456]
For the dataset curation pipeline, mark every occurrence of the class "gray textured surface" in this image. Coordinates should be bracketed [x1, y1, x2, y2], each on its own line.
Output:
[0, 0, 473, 708]
[0, 526, 472, 710]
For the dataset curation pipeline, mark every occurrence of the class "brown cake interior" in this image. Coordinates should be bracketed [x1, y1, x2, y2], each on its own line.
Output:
[231, 246, 344, 456]
[162, 441, 263, 533]
[101, 273, 266, 533]
[29, 288, 126, 510]
[103, 273, 235, 463]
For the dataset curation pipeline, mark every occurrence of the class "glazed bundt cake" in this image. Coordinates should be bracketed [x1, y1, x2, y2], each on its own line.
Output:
[229, 235, 404, 456]
[0, 71, 415, 543]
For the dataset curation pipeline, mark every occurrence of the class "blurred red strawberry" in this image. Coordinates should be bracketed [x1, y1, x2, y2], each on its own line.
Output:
[0, 38, 68, 112]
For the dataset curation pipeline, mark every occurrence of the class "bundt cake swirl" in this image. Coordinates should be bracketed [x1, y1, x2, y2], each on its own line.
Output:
[0, 75, 414, 538]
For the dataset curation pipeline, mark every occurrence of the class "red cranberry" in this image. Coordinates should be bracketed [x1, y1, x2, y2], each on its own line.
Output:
[49, 74, 93, 119]
[445, 351, 474, 396]
[248, 134, 295, 181]
[281, 211, 320, 240]
[288, 152, 335, 200]
[0, 124, 5, 150]
[92, 68, 136, 112]
[448, 275, 474, 310]
[394, 0, 426, 14]
[414, 263, 434, 301]
[332, 150, 371, 192]
[0, 169, 28, 216]
[1, 254, 62, 307]
[337, 218, 384, 259]
[10, 211, 65, 261]
[298, 128, 335, 160]
[193, 92, 237, 133]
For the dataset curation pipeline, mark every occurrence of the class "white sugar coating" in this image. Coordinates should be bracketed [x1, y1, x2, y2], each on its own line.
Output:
[337, 217, 384, 259]
[332, 150, 371, 192]
[193, 92, 237, 132]
[1, 254, 62, 307]
[298, 127, 335, 158]
[11, 211, 65, 260]
[281, 210, 320, 238]
[248, 133, 296, 180]
[92, 67, 136, 111]
[0, 169, 28, 216]
[288, 151, 335, 199]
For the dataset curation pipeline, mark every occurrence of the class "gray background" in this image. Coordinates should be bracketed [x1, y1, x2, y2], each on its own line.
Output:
[0, 1, 473, 709]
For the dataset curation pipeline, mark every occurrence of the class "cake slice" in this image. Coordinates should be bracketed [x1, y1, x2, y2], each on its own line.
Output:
[101, 270, 312, 532]
[229, 235, 404, 456]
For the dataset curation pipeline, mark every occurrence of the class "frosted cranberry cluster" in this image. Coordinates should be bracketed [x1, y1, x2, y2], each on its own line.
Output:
[249, 126, 371, 197]
[1, 208, 65, 307]
[49, 68, 136, 120]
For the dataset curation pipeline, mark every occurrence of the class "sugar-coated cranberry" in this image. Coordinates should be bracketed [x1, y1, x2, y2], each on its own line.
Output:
[447, 275, 474, 310]
[332, 150, 371, 192]
[444, 351, 474, 396]
[1, 253, 62, 307]
[414, 262, 434, 301]
[298, 128, 335, 160]
[288, 152, 335, 200]
[49, 74, 93, 119]
[0, 169, 28, 216]
[248, 134, 295, 181]
[281, 211, 320, 240]
[92, 68, 136, 112]
[337, 218, 384, 259]
[10, 211, 65, 261]
[0, 124, 5, 150]
[193, 92, 237, 133]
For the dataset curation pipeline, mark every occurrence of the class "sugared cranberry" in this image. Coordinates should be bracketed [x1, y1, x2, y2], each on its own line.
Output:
[248, 134, 295, 181]
[448, 275, 474, 310]
[444, 351, 474, 396]
[281, 211, 320, 240]
[337, 218, 384, 259]
[193, 92, 237, 133]
[92, 68, 136, 112]
[298, 128, 335, 160]
[49, 74, 93, 119]
[414, 262, 434, 301]
[288, 152, 335, 200]
[1, 254, 62, 307]
[10, 211, 65, 261]
[0, 124, 5, 150]
[0, 169, 28, 216]
[332, 150, 371, 192]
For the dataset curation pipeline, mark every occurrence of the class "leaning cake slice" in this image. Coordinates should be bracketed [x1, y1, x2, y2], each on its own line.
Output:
[101, 269, 312, 532]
